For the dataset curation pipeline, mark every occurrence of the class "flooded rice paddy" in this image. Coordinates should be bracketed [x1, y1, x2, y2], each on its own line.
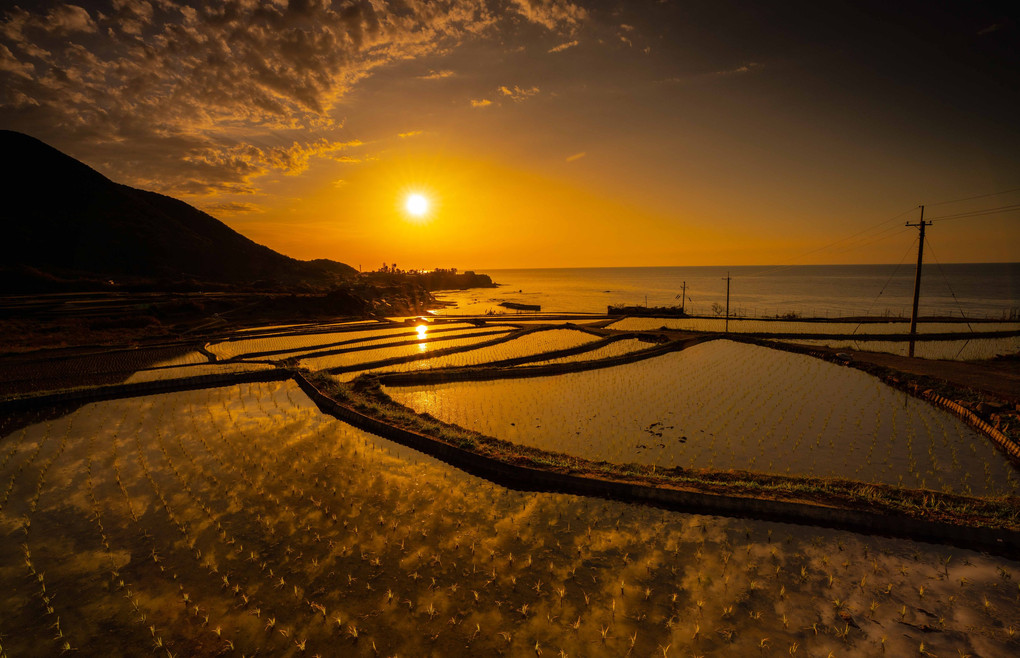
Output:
[325, 328, 605, 381]
[524, 338, 656, 366]
[297, 329, 515, 372]
[1, 382, 1017, 657]
[386, 340, 1019, 496]
[606, 318, 1020, 336]
[208, 322, 486, 360]
[124, 363, 275, 384]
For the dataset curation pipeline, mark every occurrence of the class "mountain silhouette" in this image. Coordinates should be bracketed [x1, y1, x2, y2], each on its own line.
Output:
[0, 130, 356, 290]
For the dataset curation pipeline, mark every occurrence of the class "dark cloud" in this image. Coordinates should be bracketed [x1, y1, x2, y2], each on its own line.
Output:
[200, 200, 263, 216]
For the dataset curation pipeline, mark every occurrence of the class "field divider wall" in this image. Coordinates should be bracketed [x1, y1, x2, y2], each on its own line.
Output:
[294, 373, 1020, 556]
[924, 392, 1020, 460]
[0, 369, 292, 412]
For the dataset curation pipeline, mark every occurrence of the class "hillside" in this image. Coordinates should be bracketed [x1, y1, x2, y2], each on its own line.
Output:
[0, 131, 356, 291]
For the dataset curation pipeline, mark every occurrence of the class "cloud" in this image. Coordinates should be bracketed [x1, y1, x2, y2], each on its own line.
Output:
[498, 84, 540, 101]
[718, 62, 763, 76]
[0, 0, 582, 199]
[418, 69, 455, 79]
[201, 201, 263, 215]
[470, 98, 492, 107]
[565, 151, 586, 162]
[657, 61, 765, 85]
[548, 39, 578, 53]
[47, 5, 96, 35]
[398, 130, 423, 138]
[0, 44, 33, 77]
[509, 0, 587, 31]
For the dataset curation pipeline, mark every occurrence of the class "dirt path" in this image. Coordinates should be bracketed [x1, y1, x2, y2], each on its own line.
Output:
[834, 350, 1019, 403]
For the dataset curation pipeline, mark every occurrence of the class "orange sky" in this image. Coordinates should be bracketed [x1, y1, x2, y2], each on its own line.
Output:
[2, 1, 1018, 270]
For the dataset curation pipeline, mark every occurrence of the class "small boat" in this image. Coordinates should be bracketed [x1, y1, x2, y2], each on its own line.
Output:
[499, 301, 541, 312]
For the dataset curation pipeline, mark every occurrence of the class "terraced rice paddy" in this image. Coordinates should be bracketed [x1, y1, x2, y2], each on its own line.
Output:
[782, 336, 1020, 361]
[607, 317, 1020, 336]
[1, 382, 1016, 658]
[386, 340, 1019, 496]
[207, 322, 483, 360]
[298, 329, 515, 372]
[141, 352, 211, 368]
[525, 338, 656, 366]
[326, 328, 605, 381]
[124, 362, 275, 384]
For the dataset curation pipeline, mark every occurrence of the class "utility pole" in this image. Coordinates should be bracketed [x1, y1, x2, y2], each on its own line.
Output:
[906, 205, 929, 357]
[723, 272, 731, 333]
[675, 281, 687, 314]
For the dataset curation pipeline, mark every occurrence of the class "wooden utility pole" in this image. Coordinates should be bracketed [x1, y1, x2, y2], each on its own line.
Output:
[723, 273, 731, 333]
[675, 281, 687, 314]
[906, 206, 929, 357]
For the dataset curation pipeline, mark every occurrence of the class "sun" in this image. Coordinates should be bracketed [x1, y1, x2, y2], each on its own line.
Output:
[405, 193, 429, 217]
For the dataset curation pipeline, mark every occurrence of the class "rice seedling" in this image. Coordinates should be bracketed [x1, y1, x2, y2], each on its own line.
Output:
[384, 340, 1017, 495]
[1, 379, 1017, 658]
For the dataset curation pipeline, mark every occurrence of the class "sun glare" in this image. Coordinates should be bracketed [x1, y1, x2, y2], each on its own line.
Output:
[405, 193, 429, 217]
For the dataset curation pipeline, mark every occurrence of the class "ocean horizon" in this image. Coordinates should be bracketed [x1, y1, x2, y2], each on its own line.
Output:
[437, 262, 1020, 318]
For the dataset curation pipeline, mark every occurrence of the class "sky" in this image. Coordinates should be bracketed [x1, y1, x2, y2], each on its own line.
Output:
[1, 0, 1018, 270]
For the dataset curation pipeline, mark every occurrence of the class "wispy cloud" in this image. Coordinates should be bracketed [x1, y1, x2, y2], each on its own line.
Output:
[565, 151, 586, 162]
[718, 62, 763, 76]
[470, 98, 493, 108]
[509, 0, 587, 31]
[398, 130, 423, 138]
[418, 69, 456, 80]
[499, 85, 540, 102]
[657, 61, 765, 85]
[548, 40, 579, 53]
[202, 201, 263, 215]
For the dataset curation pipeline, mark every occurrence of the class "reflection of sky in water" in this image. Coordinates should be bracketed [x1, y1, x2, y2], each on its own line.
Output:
[299, 331, 511, 370]
[388, 340, 1019, 496]
[2, 380, 1017, 658]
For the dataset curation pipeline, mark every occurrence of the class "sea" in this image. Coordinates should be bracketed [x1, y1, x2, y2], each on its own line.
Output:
[433, 263, 1020, 319]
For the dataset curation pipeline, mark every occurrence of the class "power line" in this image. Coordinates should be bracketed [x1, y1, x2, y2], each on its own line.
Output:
[825, 224, 912, 258]
[851, 236, 918, 338]
[923, 235, 974, 332]
[739, 187, 1018, 279]
[928, 186, 1020, 207]
[927, 203, 1020, 222]
[745, 206, 917, 278]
